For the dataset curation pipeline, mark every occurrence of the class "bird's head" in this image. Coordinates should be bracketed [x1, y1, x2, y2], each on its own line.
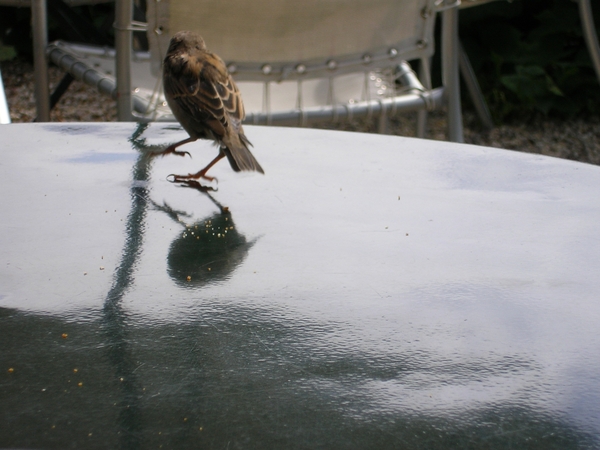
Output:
[167, 31, 207, 55]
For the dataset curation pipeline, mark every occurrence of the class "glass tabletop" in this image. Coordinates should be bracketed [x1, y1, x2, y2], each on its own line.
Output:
[1, 122, 600, 449]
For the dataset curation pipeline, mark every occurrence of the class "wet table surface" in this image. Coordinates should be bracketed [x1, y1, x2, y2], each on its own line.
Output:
[2, 122, 600, 449]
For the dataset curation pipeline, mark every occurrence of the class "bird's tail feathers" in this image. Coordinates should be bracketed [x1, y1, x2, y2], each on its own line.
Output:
[224, 133, 264, 174]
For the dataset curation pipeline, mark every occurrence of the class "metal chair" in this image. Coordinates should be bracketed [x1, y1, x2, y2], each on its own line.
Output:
[46, 0, 466, 142]
[17, 0, 599, 145]
[146, 0, 464, 140]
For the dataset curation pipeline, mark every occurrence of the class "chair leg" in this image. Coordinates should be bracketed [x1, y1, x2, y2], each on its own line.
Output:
[416, 110, 427, 138]
[49, 73, 75, 111]
[31, 0, 50, 122]
[441, 4, 464, 143]
[579, 0, 600, 85]
[416, 58, 430, 138]
[378, 106, 388, 134]
[115, 0, 133, 121]
[459, 42, 494, 130]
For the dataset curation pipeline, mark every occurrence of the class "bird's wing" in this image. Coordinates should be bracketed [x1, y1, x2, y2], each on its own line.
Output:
[164, 52, 244, 139]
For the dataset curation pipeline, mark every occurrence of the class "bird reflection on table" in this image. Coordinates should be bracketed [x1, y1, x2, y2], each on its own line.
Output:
[152, 191, 257, 289]
[96, 123, 256, 449]
[126, 122, 257, 290]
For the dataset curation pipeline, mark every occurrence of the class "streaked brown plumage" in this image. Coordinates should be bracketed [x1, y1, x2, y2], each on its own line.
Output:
[161, 31, 264, 183]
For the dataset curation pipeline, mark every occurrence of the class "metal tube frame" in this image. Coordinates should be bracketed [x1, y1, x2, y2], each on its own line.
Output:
[458, 42, 493, 129]
[47, 44, 149, 115]
[47, 42, 443, 126]
[31, 0, 50, 121]
[416, 57, 432, 138]
[579, 0, 600, 85]
[441, 1, 464, 143]
[114, 0, 133, 121]
[245, 88, 445, 127]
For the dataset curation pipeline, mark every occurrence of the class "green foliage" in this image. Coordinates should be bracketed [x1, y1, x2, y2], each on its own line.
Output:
[0, 41, 17, 62]
[460, 0, 600, 122]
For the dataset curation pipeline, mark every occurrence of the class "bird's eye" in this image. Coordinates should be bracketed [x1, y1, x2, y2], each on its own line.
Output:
[188, 83, 198, 93]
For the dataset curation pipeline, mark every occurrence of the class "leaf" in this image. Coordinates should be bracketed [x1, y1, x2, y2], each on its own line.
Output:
[545, 75, 564, 97]
[0, 44, 17, 62]
[517, 65, 545, 77]
[500, 65, 547, 100]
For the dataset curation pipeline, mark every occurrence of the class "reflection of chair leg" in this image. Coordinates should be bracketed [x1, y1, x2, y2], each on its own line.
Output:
[459, 42, 494, 129]
[579, 0, 600, 85]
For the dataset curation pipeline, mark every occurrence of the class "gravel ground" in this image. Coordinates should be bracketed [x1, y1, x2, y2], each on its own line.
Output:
[3, 58, 600, 165]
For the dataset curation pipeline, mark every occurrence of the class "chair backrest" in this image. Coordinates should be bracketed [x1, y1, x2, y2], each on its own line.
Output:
[146, 0, 438, 82]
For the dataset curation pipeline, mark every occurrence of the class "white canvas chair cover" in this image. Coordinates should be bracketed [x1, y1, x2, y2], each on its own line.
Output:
[144, 0, 448, 129]
[147, 0, 438, 81]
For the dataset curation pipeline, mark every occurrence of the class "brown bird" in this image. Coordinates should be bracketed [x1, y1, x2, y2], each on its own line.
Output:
[161, 31, 264, 183]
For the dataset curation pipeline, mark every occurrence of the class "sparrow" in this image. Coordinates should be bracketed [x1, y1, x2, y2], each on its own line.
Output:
[161, 31, 264, 183]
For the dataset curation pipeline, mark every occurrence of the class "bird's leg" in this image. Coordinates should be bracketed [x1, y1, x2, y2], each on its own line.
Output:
[157, 137, 195, 158]
[168, 150, 226, 184]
